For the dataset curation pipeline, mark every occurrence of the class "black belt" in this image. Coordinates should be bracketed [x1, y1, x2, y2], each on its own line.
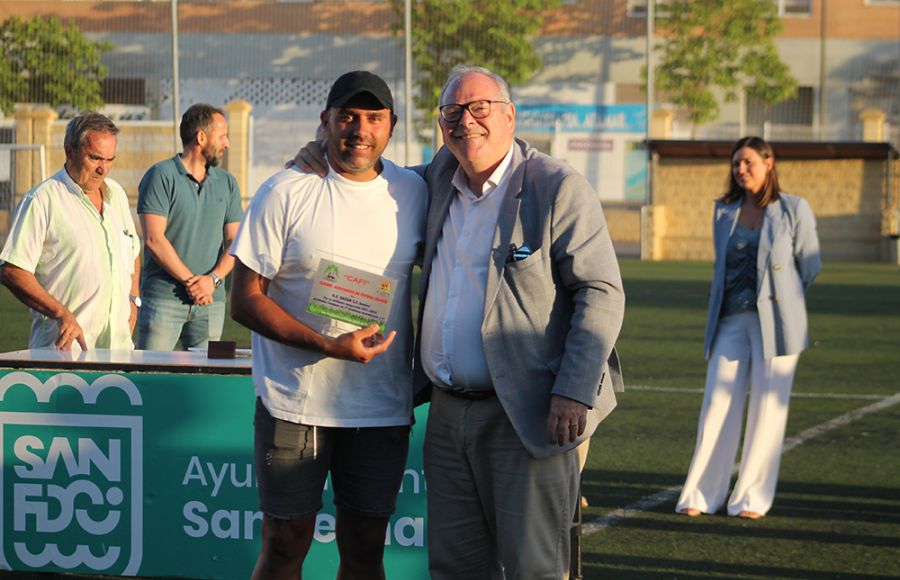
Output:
[439, 388, 496, 400]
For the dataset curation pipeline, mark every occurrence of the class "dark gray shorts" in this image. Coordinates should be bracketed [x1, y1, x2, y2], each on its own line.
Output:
[254, 398, 410, 520]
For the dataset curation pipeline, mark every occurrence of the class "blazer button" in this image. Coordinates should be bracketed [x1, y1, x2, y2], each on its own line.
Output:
[773, 264, 782, 270]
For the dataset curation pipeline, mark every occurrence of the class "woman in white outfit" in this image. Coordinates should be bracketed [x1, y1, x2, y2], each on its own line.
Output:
[676, 136, 821, 520]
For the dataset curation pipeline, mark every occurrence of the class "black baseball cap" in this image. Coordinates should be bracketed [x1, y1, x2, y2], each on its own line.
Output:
[325, 71, 394, 111]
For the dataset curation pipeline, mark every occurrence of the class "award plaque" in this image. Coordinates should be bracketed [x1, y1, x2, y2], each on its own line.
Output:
[306, 258, 397, 332]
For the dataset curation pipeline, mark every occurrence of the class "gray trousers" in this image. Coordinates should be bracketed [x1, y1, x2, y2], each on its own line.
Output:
[424, 388, 579, 580]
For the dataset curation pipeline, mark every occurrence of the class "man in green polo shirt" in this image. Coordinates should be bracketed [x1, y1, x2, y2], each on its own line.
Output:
[135, 103, 243, 350]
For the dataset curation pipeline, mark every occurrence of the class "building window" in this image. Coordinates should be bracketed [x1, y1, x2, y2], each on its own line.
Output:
[778, 0, 811, 17]
[630, 1, 809, 18]
[101, 78, 146, 106]
[748, 87, 814, 126]
[627, 0, 671, 18]
[627, 0, 647, 17]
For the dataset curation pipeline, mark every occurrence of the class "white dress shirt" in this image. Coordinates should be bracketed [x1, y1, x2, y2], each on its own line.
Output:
[0, 168, 140, 350]
[421, 144, 515, 391]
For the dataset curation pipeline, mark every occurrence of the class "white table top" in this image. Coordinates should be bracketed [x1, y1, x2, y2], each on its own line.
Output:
[0, 348, 253, 375]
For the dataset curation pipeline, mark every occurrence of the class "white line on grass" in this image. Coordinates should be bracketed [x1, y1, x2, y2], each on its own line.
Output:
[582, 391, 900, 536]
[781, 392, 900, 452]
[628, 385, 886, 400]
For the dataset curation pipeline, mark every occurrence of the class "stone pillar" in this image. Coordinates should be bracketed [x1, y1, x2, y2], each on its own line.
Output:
[224, 99, 253, 204]
[860, 108, 885, 142]
[13, 105, 34, 197]
[652, 204, 668, 260]
[641, 151, 666, 261]
[31, 107, 58, 185]
[651, 109, 674, 139]
[640, 204, 669, 261]
[640, 205, 652, 260]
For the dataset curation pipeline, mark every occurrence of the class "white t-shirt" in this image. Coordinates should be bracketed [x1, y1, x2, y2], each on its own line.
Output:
[0, 168, 140, 350]
[231, 160, 427, 427]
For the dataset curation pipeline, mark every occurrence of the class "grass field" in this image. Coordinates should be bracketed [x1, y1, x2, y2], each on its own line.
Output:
[582, 260, 900, 579]
[1, 259, 898, 579]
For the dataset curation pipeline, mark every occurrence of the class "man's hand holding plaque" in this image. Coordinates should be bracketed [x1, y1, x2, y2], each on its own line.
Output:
[307, 258, 399, 334]
[326, 323, 396, 364]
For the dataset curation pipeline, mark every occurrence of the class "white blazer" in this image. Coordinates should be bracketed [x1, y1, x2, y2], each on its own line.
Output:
[704, 193, 821, 360]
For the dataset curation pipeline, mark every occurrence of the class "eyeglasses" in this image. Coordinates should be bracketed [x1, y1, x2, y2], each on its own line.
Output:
[439, 100, 509, 123]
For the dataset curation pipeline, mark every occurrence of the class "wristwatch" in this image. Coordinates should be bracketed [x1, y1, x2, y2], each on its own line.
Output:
[129, 294, 142, 308]
[210, 272, 223, 289]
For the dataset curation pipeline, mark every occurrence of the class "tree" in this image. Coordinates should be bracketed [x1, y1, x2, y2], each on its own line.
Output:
[645, 0, 798, 136]
[392, 0, 560, 141]
[0, 16, 112, 116]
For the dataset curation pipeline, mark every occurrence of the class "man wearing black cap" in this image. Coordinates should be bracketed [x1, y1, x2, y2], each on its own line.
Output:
[293, 65, 624, 579]
[230, 71, 427, 579]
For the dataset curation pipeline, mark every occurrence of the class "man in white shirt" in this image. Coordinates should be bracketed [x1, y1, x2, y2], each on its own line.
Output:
[230, 71, 427, 580]
[1, 111, 141, 350]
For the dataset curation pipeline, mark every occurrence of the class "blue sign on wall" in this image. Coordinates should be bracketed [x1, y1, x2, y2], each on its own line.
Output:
[516, 104, 647, 133]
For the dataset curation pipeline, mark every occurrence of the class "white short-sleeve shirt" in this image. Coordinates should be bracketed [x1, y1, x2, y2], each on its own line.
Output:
[231, 160, 427, 427]
[0, 168, 140, 350]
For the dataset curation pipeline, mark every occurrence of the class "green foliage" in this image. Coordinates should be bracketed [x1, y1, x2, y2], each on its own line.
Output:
[391, 0, 559, 141]
[645, 0, 798, 133]
[0, 16, 112, 116]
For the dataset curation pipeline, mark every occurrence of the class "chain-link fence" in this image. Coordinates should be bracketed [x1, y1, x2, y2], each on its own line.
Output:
[2, 0, 898, 239]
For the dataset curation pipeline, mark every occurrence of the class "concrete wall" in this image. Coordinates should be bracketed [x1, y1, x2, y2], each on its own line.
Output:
[603, 203, 642, 257]
[643, 144, 899, 263]
[5, 104, 254, 241]
[647, 157, 721, 261]
[9, 114, 898, 265]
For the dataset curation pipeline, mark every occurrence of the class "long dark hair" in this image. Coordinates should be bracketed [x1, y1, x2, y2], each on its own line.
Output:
[721, 136, 782, 207]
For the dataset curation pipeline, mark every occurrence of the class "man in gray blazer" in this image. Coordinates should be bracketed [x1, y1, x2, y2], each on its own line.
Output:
[418, 65, 625, 579]
[291, 65, 625, 578]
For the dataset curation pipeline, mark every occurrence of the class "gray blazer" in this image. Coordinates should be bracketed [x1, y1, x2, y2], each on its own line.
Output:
[416, 138, 626, 458]
[704, 193, 821, 360]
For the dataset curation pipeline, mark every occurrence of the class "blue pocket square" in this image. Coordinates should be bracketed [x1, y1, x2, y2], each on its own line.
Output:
[508, 244, 532, 263]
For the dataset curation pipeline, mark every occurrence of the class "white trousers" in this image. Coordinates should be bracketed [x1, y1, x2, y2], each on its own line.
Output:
[676, 311, 799, 516]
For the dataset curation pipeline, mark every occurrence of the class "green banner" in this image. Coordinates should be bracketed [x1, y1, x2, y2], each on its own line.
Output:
[0, 369, 428, 578]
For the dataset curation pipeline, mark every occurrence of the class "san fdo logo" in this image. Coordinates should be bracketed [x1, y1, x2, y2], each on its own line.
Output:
[0, 372, 143, 575]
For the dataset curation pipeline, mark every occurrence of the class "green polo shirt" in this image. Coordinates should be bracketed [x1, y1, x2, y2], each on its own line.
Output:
[138, 155, 243, 303]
